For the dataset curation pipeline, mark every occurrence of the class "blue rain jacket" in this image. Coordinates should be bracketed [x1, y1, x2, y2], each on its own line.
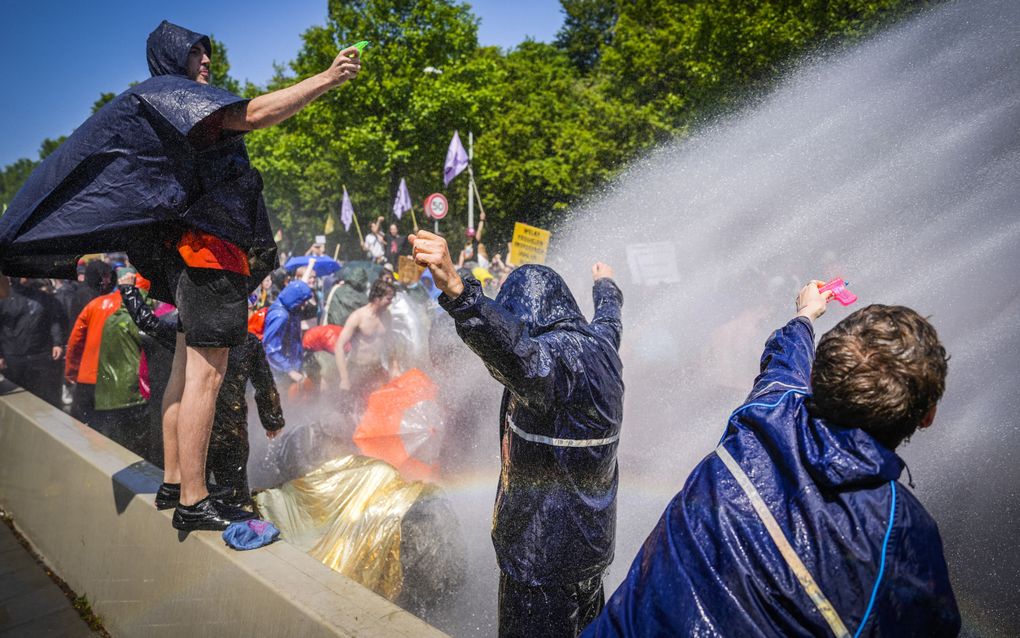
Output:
[0, 21, 276, 301]
[584, 317, 960, 637]
[440, 266, 624, 586]
[263, 281, 312, 375]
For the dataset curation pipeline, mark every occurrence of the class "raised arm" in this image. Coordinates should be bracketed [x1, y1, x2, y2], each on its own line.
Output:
[221, 47, 361, 131]
[590, 263, 623, 351]
[411, 230, 560, 409]
[748, 281, 832, 396]
[119, 285, 177, 351]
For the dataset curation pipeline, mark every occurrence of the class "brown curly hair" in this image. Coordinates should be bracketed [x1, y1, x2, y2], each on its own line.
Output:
[809, 304, 948, 449]
[369, 277, 395, 302]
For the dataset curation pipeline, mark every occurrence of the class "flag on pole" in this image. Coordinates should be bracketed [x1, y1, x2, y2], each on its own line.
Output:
[340, 187, 354, 232]
[324, 210, 335, 235]
[443, 131, 469, 186]
[392, 178, 412, 220]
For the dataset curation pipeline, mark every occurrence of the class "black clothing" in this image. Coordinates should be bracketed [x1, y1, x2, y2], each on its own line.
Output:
[120, 285, 284, 494]
[92, 404, 150, 459]
[384, 233, 407, 268]
[0, 282, 65, 408]
[165, 257, 250, 347]
[2, 353, 62, 408]
[54, 281, 97, 340]
[498, 570, 604, 638]
[207, 334, 285, 498]
[70, 383, 96, 424]
[0, 21, 276, 303]
[438, 270, 624, 586]
[0, 282, 63, 359]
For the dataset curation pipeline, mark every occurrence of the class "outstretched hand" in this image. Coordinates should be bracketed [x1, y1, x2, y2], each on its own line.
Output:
[592, 262, 614, 281]
[409, 230, 464, 298]
[796, 281, 833, 321]
[326, 47, 362, 86]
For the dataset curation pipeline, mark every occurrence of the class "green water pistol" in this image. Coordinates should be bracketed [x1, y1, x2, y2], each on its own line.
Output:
[348, 40, 370, 56]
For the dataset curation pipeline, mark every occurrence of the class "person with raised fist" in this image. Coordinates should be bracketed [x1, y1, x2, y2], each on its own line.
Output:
[410, 230, 625, 638]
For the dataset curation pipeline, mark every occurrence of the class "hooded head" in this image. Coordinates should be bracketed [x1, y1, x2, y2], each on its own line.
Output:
[147, 20, 211, 78]
[494, 265, 585, 335]
[278, 281, 313, 312]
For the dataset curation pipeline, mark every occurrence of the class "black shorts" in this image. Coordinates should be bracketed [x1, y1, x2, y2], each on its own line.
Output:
[166, 261, 250, 348]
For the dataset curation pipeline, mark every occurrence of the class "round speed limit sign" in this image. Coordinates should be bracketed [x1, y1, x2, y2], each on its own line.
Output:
[424, 193, 449, 220]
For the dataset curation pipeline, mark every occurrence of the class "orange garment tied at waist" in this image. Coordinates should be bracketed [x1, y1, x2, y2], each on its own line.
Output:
[177, 229, 250, 276]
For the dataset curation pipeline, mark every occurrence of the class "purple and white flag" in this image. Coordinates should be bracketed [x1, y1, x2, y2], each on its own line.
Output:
[443, 131, 468, 187]
[392, 178, 412, 219]
[340, 187, 354, 232]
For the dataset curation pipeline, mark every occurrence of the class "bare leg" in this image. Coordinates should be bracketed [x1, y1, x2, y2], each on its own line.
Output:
[177, 344, 229, 506]
[161, 333, 187, 484]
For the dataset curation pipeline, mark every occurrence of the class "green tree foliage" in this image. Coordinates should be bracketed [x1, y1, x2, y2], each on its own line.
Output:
[91, 92, 116, 114]
[554, 0, 618, 74]
[209, 36, 243, 95]
[3, 0, 925, 240]
[600, 0, 925, 131]
[246, 0, 501, 255]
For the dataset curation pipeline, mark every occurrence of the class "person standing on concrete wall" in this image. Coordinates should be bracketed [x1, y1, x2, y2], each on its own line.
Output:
[0, 20, 362, 532]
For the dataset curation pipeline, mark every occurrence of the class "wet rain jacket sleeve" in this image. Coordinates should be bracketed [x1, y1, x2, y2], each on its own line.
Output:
[248, 336, 285, 432]
[748, 316, 814, 397]
[590, 279, 623, 350]
[119, 285, 177, 351]
[439, 276, 562, 410]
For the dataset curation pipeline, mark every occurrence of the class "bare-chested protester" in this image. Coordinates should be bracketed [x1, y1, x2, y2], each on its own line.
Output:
[335, 278, 397, 405]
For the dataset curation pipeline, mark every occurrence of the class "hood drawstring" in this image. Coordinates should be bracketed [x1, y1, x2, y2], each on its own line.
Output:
[902, 460, 916, 489]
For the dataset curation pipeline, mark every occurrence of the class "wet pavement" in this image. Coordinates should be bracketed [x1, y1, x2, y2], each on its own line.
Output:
[0, 520, 97, 637]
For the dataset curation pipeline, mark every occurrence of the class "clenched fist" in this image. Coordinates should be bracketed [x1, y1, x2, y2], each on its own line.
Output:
[408, 230, 464, 298]
[796, 280, 834, 321]
[592, 262, 614, 281]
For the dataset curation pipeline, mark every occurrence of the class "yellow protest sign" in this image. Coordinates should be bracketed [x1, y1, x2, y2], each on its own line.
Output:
[509, 222, 551, 266]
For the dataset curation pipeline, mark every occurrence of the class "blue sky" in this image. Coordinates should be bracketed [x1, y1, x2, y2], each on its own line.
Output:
[0, 0, 564, 167]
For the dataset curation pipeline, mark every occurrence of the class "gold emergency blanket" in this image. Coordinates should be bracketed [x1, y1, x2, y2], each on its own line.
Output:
[254, 454, 439, 601]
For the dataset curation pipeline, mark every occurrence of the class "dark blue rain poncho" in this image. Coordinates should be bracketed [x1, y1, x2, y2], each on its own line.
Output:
[0, 21, 276, 301]
[263, 281, 313, 375]
[439, 266, 624, 586]
[584, 317, 960, 637]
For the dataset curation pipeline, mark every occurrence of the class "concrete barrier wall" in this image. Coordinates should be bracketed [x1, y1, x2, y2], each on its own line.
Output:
[0, 388, 448, 637]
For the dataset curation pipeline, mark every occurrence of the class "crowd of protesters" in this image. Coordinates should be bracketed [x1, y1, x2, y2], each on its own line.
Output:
[0, 221, 513, 503]
[0, 16, 961, 637]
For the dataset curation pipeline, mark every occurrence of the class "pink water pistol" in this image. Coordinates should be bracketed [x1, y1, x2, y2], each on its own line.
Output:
[818, 278, 858, 306]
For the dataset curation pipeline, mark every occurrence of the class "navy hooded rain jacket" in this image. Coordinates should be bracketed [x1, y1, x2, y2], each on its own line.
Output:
[439, 266, 624, 586]
[0, 21, 276, 301]
[584, 316, 960, 637]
